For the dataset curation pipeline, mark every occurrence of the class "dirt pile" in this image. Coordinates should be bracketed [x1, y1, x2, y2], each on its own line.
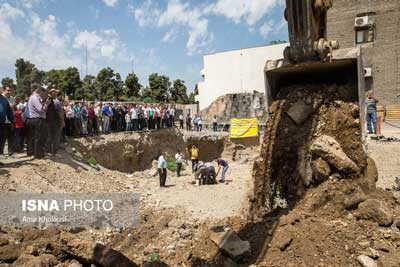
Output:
[238, 83, 400, 267]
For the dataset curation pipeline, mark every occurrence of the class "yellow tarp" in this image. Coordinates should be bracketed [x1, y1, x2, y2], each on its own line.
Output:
[230, 118, 259, 139]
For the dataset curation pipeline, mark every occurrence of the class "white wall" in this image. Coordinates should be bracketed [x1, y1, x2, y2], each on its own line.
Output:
[196, 43, 287, 110]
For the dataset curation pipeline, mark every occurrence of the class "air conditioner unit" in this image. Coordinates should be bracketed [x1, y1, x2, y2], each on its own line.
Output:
[364, 67, 372, 78]
[355, 16, 369, 28]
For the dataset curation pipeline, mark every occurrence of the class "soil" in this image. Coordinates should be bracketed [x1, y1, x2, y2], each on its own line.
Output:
[239, 83, 400, 267]
[0, 83, 399, 267]
[71, 129, 227, 173]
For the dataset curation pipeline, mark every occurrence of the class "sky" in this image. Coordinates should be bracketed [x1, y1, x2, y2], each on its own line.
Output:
[0, 0, 288, 92]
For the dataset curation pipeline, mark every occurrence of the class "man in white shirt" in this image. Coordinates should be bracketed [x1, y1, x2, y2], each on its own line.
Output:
[169, 105, 175, 128]
[130, 105, 138, 131]
[175, 150, 184, 176]
[157, 152, 167, 187]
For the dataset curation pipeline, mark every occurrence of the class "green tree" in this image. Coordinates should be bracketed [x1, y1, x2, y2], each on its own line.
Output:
[148, 73, 171, 102]
[194, 83, 199, 95]
[170, 79, 189, 104]
[112, 73, 124, 101]
[44, 69, 64, 89]
[188, 92, 196, 104]
[60, 67, 81, 99]
[15, 58, 37, 97]
[1, 77, 16, 90]
[95, 67, 119, 101]
[269, 40, 287, 45]
[79, 75, 96, 100]
[124, 73, 141, 98]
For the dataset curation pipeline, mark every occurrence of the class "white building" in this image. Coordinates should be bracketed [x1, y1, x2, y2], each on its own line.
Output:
[196, 43, 288, 110]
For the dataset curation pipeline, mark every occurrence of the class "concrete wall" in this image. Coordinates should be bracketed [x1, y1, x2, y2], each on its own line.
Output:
[327, 0, 400, 105]
[197, 43, 287, 110]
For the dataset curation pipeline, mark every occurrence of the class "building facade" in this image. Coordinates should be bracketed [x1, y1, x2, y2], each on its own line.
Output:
[327, 0, 400, 105]
[196, 43, 287, 110]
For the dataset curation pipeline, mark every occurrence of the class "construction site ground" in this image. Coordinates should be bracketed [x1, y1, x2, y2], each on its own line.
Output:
[0, 121, 399, 267]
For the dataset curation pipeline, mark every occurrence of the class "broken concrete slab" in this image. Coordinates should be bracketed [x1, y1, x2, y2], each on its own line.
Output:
[310, 135, 359, 174]
[286, 100, 315, 125]
[357, 255, 377, 267]
[210, 229, 250, 258]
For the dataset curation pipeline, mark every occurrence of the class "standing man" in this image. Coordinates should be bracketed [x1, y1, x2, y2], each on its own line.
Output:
[46, 89, 63, 154]
[72, 102, 81, 136]
[102, 103, 111, 133]
[175, 150, 184, 177]
[28, 87, 51, 159]
[190, 145, 199, 173]
[157, 152, 167, 187]
[80, 102, 88, 135]
[0, 86, 14, 157]
[216, 158, 229, 183]
[212, 116, 218, 132]
[179, 113, 184, 129]
[87, 103, 95, 134]
[186, 113, 191, 131]
[168, 105, 175, 127]
[0, 87, 14, 162]
[365, 90, 379, 134]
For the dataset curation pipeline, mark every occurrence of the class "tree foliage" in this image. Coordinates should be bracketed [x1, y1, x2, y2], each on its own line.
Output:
[1, 77, 16, 90]
[10, 58, 191, 103]
[79, 75, 96, 100]
[148, 73, 171, 102]
[269, 40, 287, 45]
[170, 79, 189, 104]
[125, 73, 141, 98]
[15, 58, 38, 97]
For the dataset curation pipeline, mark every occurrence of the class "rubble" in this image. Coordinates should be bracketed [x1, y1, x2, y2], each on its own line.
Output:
[310, 135, 359, 174]
[210, 229, 250, 258]
[357, 255, 377, 267]
[199, 91, 267, 125]
[355, 199, 393, 226]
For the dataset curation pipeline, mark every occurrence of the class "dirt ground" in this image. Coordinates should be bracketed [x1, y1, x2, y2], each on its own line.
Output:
[0, 101, 399, 267]
[0, 130, 257, 266]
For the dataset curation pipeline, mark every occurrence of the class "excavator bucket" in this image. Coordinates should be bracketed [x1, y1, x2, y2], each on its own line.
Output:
[264, 47, 367, 139]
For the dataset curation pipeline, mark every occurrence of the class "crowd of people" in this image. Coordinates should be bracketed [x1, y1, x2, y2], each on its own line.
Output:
[0, 86, 215, 161]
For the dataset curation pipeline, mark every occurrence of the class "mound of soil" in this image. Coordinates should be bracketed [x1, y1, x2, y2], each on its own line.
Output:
[239, 83, 400, 267]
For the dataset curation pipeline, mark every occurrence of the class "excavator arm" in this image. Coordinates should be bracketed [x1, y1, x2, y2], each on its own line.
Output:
[284, 0, 339, 63]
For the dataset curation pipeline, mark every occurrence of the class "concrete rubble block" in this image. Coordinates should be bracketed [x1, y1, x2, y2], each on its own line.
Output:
[286, 100, 315, 125]
[357, 255, 377, 267]
[210, 229, 250, 258]
[311, 157, 331, 182]
[355, 199, 393, 227]
[310, 135, 359, 174]
[64, 239, 138, 267]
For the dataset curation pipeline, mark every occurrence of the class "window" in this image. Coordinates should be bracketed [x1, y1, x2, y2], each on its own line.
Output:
[355, 28, 374, 44]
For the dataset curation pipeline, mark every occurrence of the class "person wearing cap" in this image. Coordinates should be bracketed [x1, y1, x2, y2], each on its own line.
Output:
[28, 87, 52, 159]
